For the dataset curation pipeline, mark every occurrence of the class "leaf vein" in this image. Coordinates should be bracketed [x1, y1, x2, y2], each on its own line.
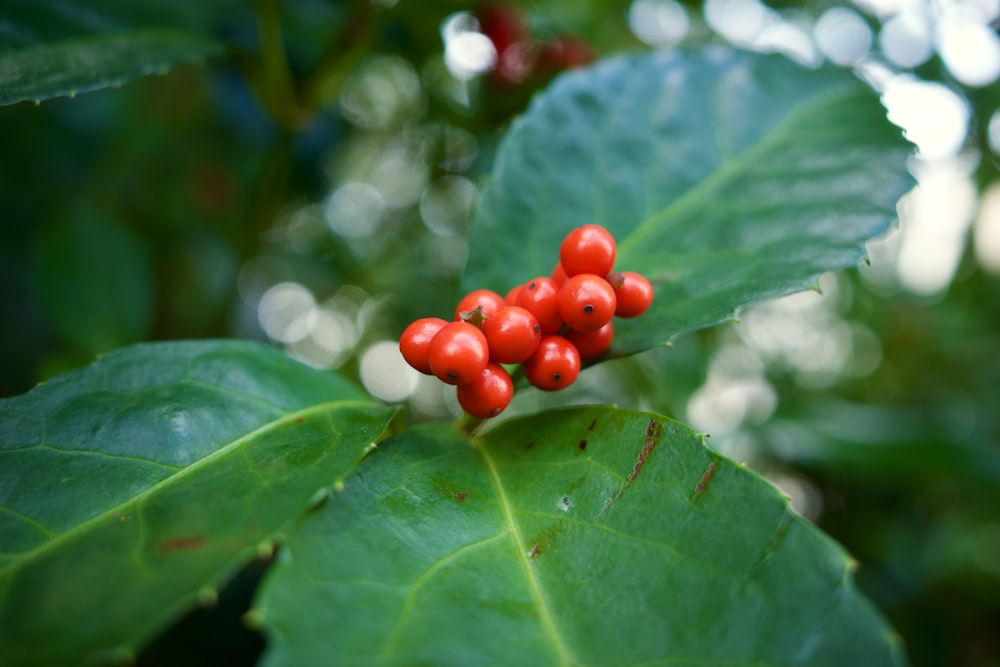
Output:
[0, 400, 373, 576]
[478, 445, 577, 667]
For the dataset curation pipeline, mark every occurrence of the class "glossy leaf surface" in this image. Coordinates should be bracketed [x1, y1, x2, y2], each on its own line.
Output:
[0, 0, 245, 106]
[257, 407, 906, 666]
[0, 341, 393, 666]
[463, 48, 914, 355]
[0, 30, 224, 106]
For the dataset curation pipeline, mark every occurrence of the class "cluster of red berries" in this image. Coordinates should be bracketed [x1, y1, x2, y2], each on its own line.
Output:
[399, 224, 653, 419]
[476, 3, 593, 86]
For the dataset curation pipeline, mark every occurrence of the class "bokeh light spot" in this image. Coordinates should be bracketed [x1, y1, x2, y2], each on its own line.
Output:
[359, 341, 420, 402]
[629, 0, 690, 46]
[441, 13, 497, 80]
[258, 282, 317, 344]
[974, 181, 1000, 273]
[937, 15, 1000, 87]
[814, 7, 873, 65]
[879, 12, 934, 68]
[882, 78, 969, 159]
[326, 182, 385, 239]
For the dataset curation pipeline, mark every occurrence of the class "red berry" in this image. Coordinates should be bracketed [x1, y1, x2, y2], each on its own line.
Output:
[454, 289, 506, 323]
[516, 276, 564, 334]
[477, 3, 528, 58]
[551, 262, 569, 285]
[565, 321, 614, 360]
[477, 3, 535, 85]
[399, 317, 448, 374]
[524, 335, 581, 391]
[608, 271, 654, 318]
[560, 224, 616, 277]
[558, 273, 617, 332]
[427, 321, 490, 385]
[504, 284, 523, 306]
[482, 306, 541, 363]
[537, 35, 595, 72]
[457, 362, 514, 418]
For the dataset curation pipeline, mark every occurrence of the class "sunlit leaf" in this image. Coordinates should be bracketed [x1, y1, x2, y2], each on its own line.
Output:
[464, 48, 914, 355]
[256, 407, 906, 666]
[0, 340, 393, 667]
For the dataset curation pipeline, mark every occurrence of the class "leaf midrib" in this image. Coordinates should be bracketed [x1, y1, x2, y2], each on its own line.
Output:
[0, 399, 377, 576]
[477, 443, 577, 667]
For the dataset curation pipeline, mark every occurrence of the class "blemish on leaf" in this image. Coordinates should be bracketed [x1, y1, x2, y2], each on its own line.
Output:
[525, 440, 536, 450]
[557, 496, 572, 512]
[454, 492, 468, 501]
[692, 461, 717, 504]
[578, 439, 587, 452]
[294, 417, 306, 423]
[625, 419, 663, 489]
[587, 418, 597, 431]
[599, 419, 663, 517]
[528, 522, 561, 557]
[158, 536, 205, 553]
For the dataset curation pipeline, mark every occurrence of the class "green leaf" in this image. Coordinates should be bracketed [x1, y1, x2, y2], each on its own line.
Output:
[463, 48, 914, 355]
[256, 407, 906, 666]
[0, 340, 393, 667]
[0, 29, 224, 106]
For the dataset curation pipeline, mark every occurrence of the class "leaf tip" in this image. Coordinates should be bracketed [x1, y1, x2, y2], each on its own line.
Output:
[257, 539, 276, 560]
[845, 555, 860, 574]
[198, 586, 219, 608]
[243, 608, 265, 630]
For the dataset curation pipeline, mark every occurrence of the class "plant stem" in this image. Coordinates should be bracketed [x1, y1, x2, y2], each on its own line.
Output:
[456, 412, 485, 438]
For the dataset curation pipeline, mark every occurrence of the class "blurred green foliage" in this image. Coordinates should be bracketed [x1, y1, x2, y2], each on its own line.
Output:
[1, 1, 998, 665]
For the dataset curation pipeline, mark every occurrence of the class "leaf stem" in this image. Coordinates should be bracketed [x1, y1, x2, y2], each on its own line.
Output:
[456, 412, 486, 438]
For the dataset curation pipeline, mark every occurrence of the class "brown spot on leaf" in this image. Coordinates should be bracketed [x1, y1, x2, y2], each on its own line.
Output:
[454, 492, 468, 501]
[294, 417, 306, 423]
[625, 419, 662, 489]
[158, 536, 205, 554]
[587, 418, 597, 431]
[529, 544, 542, 558]
[578, 440, 587, 452]
[525, 441, 536, 450]
[692, 461, 717, 504]
[598, 419, 663, 517]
